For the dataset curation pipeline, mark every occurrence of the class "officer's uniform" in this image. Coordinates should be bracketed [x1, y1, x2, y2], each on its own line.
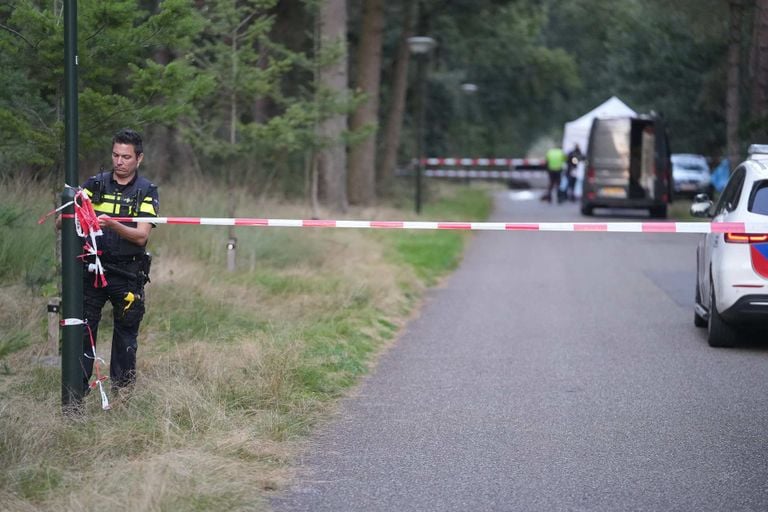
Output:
[565, 147, 584, 202]
[544, 147, 566, 203]
[80, 170, 158, 392]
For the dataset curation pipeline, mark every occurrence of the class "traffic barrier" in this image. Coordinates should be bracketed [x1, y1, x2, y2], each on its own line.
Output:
[397, 156, 548, 180]
[105, 216, 768, 234]
[424, 169, 543, 179]
[421, 157, 546, 168]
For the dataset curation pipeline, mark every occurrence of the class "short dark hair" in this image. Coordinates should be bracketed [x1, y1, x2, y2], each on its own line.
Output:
[112, 128, 143, 156]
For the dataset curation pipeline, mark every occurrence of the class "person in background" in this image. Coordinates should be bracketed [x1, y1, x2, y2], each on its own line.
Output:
[710, 157, 730, 194]
[543, 146, 566, 203]
[565, 143, 584, 202]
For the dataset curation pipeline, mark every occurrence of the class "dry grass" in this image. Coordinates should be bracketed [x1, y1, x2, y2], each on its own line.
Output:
[0, 177, 489, 511]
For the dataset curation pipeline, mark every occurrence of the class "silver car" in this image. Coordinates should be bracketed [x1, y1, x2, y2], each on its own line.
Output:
[672, 153, 712, 197]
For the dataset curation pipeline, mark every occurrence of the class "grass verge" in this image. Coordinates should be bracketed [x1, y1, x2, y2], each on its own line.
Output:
[0, 178, 491, 511]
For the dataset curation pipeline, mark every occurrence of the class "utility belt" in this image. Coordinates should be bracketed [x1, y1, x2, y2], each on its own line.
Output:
[87, 253, 152, 285]
[100, 254, 144, 264]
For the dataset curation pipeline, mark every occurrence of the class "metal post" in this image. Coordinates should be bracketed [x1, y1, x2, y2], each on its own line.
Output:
[47, 298, 61, 355]
[460, 83, 478, 162]
[415, 53, 426, 214]
[227, 238, 237, 272]
[407, 36, 436, 215]
[62, 0, 83, 412]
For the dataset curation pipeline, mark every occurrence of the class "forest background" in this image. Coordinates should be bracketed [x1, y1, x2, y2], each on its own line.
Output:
[3, 0, 768, 212]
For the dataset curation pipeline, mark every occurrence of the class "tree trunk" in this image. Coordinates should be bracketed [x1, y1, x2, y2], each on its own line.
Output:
[378, 2, 417, 193]
[315, 0, 349, 213]
[727, 0, 743, 170]
[347, 0, 385, 205]
[751, 0, 768, 141]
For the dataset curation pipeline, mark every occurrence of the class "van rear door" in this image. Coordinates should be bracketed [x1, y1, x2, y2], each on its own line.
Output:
[630, 118, 656, 200]
[590, 118, 631, 198]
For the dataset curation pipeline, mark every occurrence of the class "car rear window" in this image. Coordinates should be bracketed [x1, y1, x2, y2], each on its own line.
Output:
[749, 180, 768, 215]
[674, 162, 707, 172]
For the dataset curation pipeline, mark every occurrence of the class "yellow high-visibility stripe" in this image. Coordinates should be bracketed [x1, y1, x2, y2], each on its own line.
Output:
[93, 202, 119, 215]
[85, 184, 157, 216]
[139, 202, 157, 215]
[91, 199, 156, 216]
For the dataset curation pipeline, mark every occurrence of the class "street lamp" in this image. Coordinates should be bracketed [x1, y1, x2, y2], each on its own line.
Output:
[408, 36, 436, 214]
[62, 0, 84, 413]
[460, 83, 478, 156]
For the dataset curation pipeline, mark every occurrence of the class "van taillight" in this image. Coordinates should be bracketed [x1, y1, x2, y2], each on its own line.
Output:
[724, 233, 768, 243]
[586, 167, 595, 180]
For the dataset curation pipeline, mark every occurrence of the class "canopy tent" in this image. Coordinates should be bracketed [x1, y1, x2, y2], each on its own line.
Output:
[561, 96, 637, 198]
[562, 96, 637, 154]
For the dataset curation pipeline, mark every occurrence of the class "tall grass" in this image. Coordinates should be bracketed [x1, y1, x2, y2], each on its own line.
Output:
[0, 176, 492, 511]
[0, 178, 57, 289]
[0, 178, 58, 365]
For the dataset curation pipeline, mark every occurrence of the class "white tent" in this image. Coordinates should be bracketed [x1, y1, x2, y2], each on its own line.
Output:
[561, 96, 636, 197]
[562, 96, 637, 154]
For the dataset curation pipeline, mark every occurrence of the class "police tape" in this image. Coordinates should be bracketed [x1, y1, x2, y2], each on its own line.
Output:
[423, 169, 544, 179]
[421, 157, 546, 167]
[60, 318, 111, 410]
[105, 216, 768, 234]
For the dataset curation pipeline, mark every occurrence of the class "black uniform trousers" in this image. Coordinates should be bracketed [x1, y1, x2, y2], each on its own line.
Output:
[81, 259, 145, 392]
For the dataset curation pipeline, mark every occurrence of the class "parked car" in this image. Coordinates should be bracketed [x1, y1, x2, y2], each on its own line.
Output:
[691, 144, 768, 347]
[672, 153, 712, 197]
[581, 115, 672, 218]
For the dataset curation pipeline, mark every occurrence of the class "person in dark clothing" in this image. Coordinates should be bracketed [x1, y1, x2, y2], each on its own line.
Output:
[565, 144, 584, 202]
[80, 128, 159, 394]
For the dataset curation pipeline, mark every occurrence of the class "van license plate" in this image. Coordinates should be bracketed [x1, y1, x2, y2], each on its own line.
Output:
[599, 187, 626, 198]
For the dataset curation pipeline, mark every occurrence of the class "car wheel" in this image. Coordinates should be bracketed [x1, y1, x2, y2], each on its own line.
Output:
[707, 285, 738, 348]
[694, 278, 707, 328]
[580, 203, 593, 216]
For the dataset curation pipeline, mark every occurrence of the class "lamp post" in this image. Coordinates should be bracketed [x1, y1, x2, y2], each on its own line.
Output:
[408, 36, 436, 214]
[460, 83, 478, 156]
[62, 0, 84, 413]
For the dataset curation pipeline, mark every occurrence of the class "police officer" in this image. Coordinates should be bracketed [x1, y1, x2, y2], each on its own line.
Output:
[80, 128, 159, 395]
[543, 146, 566, 203]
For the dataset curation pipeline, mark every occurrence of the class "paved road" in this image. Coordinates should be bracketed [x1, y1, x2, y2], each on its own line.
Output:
[272, 190, 768, 511]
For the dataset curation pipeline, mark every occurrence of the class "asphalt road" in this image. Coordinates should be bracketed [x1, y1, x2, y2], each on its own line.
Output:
[272, 189, 768, 512]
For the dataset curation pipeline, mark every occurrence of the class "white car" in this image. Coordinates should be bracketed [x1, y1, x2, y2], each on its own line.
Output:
[672, 153, 712, 197]
[691, 145, 768, 347]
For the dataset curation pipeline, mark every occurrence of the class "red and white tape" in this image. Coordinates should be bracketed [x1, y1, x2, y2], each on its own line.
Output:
[111, 217, 768, 234]
[424, 169, 544, 179]
[60, 318, 111, 410]
[421, 157, 546, 167]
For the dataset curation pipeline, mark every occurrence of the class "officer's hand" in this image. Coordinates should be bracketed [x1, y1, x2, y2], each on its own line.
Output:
[98, 214, 117, 229]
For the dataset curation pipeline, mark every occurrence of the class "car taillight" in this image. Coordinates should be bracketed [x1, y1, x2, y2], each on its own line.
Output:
[724, 233, 768, 243]
[586, 166, 595, 181]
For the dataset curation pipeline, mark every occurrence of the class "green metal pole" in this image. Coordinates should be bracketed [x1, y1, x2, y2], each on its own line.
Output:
[62, 0, 83, 413]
